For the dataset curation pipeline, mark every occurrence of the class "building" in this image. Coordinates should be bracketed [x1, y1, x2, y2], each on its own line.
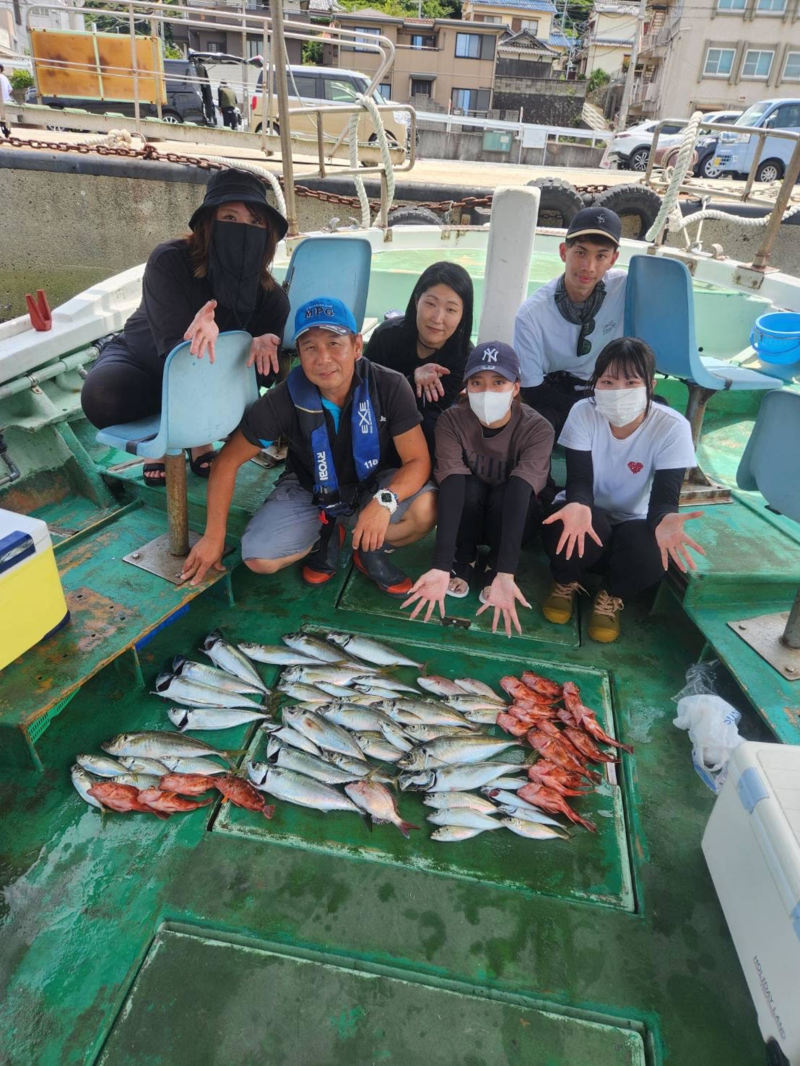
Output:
[582, 0, 639, 79]
[0, 0, 82, 58]
[632, 0, 800, 119]
[325, 8, 505, 115]
[173, 0, 307, 63]
[461, 0, 575, 71]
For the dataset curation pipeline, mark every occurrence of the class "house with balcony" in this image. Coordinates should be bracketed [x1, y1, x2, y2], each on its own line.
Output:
[631, 0, 800, 120]
[582, 0, 638, 79]
[174, 0, 307, 63]
[461, 0, 575, 70]
[324, 9, 504, 115]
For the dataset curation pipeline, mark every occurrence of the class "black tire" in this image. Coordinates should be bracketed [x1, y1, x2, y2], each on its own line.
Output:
[161, 110, 181, 124]
[755, 159, 783, 183]
[628, 146, 650, 172]
[387, 206, 442, 227]
[526, 176, 584, 226]
[697, 151, 722, 179]
[592, 183, 662, 240]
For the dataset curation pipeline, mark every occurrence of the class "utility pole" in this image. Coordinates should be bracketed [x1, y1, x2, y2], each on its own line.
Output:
[617, 0, 647, 130]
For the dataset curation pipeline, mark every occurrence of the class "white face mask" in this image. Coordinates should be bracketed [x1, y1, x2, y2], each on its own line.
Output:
[593, 386, 647, 427]
[468, 388, 514, 426]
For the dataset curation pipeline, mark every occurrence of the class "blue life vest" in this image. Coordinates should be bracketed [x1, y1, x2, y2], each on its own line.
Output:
[287, 362, 381, 516]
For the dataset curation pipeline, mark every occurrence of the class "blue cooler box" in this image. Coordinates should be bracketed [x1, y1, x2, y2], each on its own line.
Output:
[0, 509, 69, 670]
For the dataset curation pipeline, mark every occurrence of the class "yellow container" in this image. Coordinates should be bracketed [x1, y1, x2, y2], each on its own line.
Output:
[0, 509, 69, 671]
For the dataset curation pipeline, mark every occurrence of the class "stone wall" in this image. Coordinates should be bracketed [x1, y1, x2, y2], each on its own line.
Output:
[492, 78, 586, 127]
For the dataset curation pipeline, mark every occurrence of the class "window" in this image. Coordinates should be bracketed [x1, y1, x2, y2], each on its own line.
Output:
[354, 27, 380, 52]
[716, 0, 745, 9]
[520, 19, 539, 33]
[742, 49, 774, 78]
[451, 87, 491, 113]
[410, 78, 432, 98]
[324, 78, 360, 102]
[287, 73, 318, 98]
[455, 32, 494, 60]
[379, 81, 392, 97]
[410, 34, 435, 49]
[783, 51, 800, 79]
[703, 47, 735, 76]
[769, 102, 800, 127]
[757, 0, 786, 11]
[205, 41, 224, 53]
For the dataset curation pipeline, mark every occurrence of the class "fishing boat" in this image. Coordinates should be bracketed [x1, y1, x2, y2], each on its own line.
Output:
[3, 7, 800, 1066]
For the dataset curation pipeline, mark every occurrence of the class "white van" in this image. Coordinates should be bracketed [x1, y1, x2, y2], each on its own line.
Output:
[714, 98, 800, 182]
[250, 65, 409, 150]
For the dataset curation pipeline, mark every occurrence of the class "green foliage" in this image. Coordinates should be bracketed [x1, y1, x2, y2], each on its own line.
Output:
[302, 39, 323, 65]
[163, 42, 182, 59]
[587, 67, 610, 93]
[10, 69, 34, 92]
[340, 0, 461, 16]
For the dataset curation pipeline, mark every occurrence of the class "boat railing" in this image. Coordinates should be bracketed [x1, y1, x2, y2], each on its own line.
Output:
[1, 0, 417, 233]
[643, 115, 800, 273]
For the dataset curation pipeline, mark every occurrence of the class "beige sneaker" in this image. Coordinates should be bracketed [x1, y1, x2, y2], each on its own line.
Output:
[587, 589, 624, 643]
[542, 581, 584, 625]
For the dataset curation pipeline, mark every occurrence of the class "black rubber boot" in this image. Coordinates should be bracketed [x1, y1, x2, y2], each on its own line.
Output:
[301, 522, 345, 586]
[352, 546, 413, 597]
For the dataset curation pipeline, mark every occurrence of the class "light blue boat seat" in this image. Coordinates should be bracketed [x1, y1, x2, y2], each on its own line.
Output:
[281, 236, 372, 348]
[624, 254, 783, 447]
[735, 388, 800, 665]
[96, 330, 258, 566]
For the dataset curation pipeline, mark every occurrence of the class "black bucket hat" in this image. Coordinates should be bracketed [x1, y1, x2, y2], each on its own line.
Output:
[189, 168, 288, 237]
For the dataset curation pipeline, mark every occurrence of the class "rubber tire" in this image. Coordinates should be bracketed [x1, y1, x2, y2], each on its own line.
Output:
[697, 151, 722, 179]
[526, 176, 583, 226]
[592, 183, 662, 240]
[755, 159, 783, 183]
[387, 206, 442, 227]
[628, 146, 650, 172]
[161, 110, 181, 124]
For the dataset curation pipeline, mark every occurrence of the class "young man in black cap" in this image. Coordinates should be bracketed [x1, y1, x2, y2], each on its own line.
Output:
[80, 168, 289, 485]
[180, 296, 436, 597]
[514, 206, 625, 434]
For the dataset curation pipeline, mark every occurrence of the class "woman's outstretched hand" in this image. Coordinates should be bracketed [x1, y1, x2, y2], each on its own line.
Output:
[247, 333, 281, 378]
[542, 502, 602, 560]
[475, 572, 531, 638]
[655, 510, 705, 572]
[401, 568, 450, 622]
[414, 363, 450, 404]
[185, 300, 219, 362]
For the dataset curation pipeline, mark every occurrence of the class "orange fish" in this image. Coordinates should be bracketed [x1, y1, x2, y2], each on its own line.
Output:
[561, 682, 633, 754]
[215, 774, 275, 819]
[138, 788, 213, 814]
[562, 726, 618, 765]
[527, 730, 601, 782]
[527, 760, 592, 796]
[496, 711, 530, 737]
[158, 773, 219, 795]
[520, 671, 563, 700]
[87, 782, 169, 819]
[518, 782, 596, 833]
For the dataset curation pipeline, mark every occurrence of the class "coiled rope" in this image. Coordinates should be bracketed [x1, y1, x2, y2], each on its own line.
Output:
[347, 112, 372, 230]
[645, 111, 702, 242]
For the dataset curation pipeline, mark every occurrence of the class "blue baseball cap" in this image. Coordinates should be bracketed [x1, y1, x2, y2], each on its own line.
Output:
[293, 297, 358, 345]
[464, 340, 520, 383]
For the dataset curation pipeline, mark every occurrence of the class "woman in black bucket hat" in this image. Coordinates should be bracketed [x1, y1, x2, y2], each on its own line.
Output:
[81, 168, 289, 485]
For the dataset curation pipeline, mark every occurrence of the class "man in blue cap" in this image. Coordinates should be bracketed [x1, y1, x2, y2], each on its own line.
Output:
[181, 296, 436, 595]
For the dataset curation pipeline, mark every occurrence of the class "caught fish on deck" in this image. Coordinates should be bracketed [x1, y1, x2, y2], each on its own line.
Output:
[326, 632, 423, 668]
[153, 672, 264, 710]
[102, 731, 234, 765]
[427, 809, 501, 831]
[171, 656, 267, 696]
[398, 735, 523, 770]
[282, 632, 348, 663]
[119, 756, 170, 775]
[200, 631, 268, 692]
[237, 643, 322, 666]
[70, 765, 103, 809]
[453, 678, 504, 702]
[248, 765, 360, 814]
[167, 706, 269, 731]
[416, 676, 469, 698]
[158, 773, 219, 795]
[430, 824, 495, 842]
[75, 753, 123, 777]
[137, 788, 213, 814]
[344, 781, 419, 836]
[214, 774, 275, 819]
[86, 782, 168, 818]
[500, 817, 569, 840]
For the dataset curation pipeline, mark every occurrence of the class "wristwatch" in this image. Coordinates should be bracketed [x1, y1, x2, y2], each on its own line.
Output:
[373, 489, 399, 515]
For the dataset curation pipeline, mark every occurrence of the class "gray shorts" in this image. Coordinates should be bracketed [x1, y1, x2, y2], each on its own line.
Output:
[241, 471, 436, 562]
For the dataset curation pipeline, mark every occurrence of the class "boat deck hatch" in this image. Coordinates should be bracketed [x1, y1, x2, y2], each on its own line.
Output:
[211, 639, 635, 913]
[96, 927, 647, 1066]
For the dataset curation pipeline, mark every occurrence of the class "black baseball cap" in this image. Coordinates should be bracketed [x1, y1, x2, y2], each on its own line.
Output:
[189, 168, 288, 237]
[566, 206, 621, 246]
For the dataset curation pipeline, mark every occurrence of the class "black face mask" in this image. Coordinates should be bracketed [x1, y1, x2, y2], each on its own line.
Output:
[207, 220, 267, 325]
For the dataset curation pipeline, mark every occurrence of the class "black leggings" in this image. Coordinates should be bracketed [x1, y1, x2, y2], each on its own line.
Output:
[540, 505, 665, 599]
[454, 477, 543, 569]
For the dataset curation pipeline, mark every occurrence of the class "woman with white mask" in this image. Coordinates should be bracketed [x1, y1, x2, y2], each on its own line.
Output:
[541, 337, 704, 643]
[402, 341, 554, 637]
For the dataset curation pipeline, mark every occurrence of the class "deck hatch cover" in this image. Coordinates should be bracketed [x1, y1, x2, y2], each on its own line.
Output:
[96, 927, 647, 1066]
[212, 639, 635, 913]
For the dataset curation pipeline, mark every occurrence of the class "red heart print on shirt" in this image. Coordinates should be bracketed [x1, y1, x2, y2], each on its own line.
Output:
[628, 461, 644, 473]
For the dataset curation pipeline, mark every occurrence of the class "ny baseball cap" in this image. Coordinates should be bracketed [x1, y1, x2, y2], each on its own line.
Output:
[464, 340, 520, 383]
[293, 297, 359, 344]
[566, 206, 622, 246]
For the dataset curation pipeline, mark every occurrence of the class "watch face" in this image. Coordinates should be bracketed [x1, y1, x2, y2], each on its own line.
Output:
[379, 491, 393, 503]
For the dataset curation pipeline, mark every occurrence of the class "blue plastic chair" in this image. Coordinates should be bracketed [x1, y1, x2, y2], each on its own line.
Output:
[736, 389, 800, 665]
[96, 330, 258, 570]
[281, 236, 372, 347]
[624, 255, 783, 446]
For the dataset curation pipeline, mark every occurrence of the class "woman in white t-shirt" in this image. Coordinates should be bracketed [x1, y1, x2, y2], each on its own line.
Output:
[540, 337, 704, 643]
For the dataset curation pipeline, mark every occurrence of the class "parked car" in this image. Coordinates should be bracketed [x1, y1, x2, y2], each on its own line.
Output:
[608, 120, 687, 171]
[26, 56, 213, 125]
[250, 65, 409, 149]
[714, 99, 800, 182]
[652, 110, 743, 178]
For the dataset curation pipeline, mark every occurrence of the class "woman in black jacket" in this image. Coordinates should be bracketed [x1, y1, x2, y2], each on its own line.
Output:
[364, 261, 473, 455]
[81, 168, 289, 485]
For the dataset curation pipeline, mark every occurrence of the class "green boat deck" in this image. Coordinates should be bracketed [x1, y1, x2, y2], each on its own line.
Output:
[1, 386, 796, 1066]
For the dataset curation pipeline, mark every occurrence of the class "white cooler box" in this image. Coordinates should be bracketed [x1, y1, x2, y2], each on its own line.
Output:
[702, 740, 800, 1065]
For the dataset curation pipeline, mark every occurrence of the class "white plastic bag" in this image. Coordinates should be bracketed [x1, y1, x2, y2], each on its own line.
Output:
[673, 693, 744, 793]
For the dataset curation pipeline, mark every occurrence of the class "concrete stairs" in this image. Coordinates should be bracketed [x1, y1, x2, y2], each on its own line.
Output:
[581, 100, 611, 131]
